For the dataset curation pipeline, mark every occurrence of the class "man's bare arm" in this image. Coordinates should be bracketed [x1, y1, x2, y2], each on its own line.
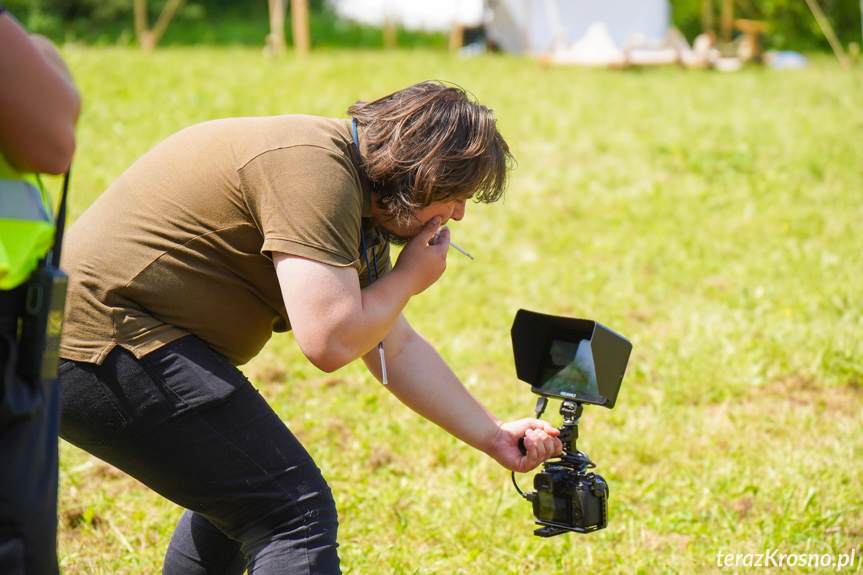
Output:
[362, 314, 562, 473]
[273, 217, 449, 372]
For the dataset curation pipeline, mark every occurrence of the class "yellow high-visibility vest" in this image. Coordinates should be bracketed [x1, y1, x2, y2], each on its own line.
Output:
[0, 154, 55, 290]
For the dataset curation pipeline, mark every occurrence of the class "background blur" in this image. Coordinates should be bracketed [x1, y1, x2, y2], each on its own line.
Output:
[5, 0, 862, 53]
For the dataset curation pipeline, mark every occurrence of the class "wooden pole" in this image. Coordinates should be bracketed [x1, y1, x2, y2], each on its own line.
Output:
[291, 0, 310, 55]
[147, 0, 186, 50]
[450, 0, 463, 52]
[381, 0, 397, 50]
[449, 21, 464, 52]
[701, 0, 714, 33]
[134, 0, 148, 44]
[804, 0, 850, 68]
[383, 17, 397, 49]
[267, 0, 286, 56]
[720, 0, 733, 44]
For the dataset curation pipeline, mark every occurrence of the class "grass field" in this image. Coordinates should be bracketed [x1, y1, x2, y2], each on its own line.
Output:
[52, 46, 863, 574]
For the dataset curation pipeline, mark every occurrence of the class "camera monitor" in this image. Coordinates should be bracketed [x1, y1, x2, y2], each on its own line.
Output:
[511, 309, 632, 408]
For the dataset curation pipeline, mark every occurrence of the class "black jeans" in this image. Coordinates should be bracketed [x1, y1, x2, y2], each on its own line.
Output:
[58, 336, 341, 574]
[0, 287, 60, 575]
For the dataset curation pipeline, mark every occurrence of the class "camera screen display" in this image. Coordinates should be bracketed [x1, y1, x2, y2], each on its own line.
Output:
[533, 338, 606, 405]
[535, 491, 571, 525]
[533, 472, 572, 525]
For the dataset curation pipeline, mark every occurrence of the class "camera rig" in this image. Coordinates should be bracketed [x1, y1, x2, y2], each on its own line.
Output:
[510, 310, 631, 537]
[513, 397, 609, 536]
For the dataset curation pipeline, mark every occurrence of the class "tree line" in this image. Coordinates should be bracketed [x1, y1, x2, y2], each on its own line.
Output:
[4, 0, 861, 52]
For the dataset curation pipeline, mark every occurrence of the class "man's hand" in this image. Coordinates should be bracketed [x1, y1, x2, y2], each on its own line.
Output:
[391, 216, 448, 295]
[486, 419, 563, 473]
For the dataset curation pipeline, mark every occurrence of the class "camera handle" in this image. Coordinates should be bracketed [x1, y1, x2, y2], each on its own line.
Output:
[557, 400, 583, 453]
[512, 399, 595, 498]
[517, 399, 583, 455]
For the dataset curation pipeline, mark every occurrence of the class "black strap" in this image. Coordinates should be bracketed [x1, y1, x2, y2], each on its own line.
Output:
[50, 168, 70, 268]
[353, 120, 378, 281]
[351, 118, 360, 169]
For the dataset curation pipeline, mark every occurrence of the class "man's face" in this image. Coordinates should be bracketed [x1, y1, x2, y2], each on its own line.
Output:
[372, 198, 468, 246]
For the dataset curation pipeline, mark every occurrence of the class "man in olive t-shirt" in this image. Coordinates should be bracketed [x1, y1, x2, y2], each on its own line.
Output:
[58, 81, 563, 574]
[61, 114, 390, 366]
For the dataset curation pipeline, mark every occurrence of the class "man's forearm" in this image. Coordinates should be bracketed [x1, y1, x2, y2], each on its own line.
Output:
[363, 323, 502, 453]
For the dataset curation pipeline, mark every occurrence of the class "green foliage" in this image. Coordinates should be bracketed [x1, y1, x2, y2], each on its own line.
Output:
[2, 0, 446, 49]
[4, 0, 861, 52]
[54, 46, 863, 574]
[672, 0, 862, 51]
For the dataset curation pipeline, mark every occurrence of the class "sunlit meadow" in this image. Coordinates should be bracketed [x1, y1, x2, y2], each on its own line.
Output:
[53, 46, 862, 574]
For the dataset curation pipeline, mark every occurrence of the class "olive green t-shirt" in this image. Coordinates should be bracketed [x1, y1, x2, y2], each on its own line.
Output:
[60, 115, 390, 366]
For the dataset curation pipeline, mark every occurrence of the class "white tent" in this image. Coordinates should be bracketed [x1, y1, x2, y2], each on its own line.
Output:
[328, 0, 677, 66]
[485, 0, 672, 65]
[332, 0, 484, 31]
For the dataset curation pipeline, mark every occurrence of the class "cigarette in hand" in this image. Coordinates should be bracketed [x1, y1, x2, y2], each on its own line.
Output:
[449, 241, 474, 260]
[434, 230, 474, 260]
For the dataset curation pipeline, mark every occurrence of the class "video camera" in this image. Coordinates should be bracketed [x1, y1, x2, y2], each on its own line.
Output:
[510, 309, 632, 537]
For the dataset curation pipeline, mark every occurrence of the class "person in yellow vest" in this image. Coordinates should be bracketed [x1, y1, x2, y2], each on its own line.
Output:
[0, 5, 80, 574]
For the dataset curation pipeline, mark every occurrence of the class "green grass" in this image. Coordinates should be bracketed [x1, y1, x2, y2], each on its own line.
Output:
[54, 46, 863, 574]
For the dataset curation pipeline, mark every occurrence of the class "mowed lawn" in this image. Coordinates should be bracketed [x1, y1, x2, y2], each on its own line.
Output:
[54, 46, 862, 574]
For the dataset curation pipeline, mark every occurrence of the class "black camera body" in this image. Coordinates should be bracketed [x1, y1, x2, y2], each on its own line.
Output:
[532, 461, 608, 534]
[511, 310, 631, 537]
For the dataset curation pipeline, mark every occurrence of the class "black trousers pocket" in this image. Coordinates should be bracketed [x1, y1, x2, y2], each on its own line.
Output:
[58, 359, 128, 449]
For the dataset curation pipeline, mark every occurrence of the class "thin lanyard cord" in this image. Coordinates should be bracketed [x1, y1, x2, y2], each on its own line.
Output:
[353, 119, 378, 284]
[353, 119, 388, 384]
[359, 232, 377, 283]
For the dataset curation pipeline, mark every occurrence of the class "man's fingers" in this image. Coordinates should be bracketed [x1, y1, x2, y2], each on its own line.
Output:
[524, 428, 551, 461]
[423, 216, 442, 236]
[431, 225, 450, 246]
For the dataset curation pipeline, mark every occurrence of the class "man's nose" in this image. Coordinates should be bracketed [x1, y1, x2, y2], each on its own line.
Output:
[450, 200, 467, 221]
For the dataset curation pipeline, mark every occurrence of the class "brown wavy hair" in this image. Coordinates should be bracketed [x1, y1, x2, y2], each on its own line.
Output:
[347, 80, 514, 226]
